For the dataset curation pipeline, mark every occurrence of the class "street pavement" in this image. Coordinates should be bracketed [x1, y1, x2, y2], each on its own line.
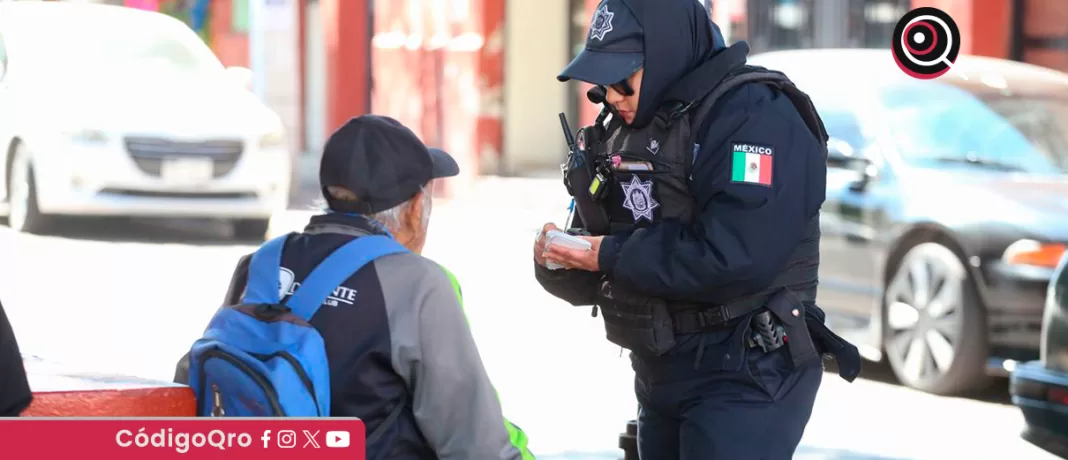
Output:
[0, 176, 1059, 459]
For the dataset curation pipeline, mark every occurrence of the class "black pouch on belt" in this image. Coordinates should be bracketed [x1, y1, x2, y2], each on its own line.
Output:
[762, 289, 822, 370]
[596, 281, 676, 356]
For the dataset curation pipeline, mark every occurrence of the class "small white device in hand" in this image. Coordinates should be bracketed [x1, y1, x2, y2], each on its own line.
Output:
[545, 229, 592, 270]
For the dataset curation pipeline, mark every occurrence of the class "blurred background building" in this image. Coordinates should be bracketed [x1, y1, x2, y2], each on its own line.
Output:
[19, 0, 1068, 187]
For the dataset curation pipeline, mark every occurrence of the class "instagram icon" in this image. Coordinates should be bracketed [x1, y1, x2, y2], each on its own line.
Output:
[277, 430, 297, 449]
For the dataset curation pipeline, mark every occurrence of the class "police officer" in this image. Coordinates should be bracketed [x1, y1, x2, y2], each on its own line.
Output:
[533, 0, 861, 458]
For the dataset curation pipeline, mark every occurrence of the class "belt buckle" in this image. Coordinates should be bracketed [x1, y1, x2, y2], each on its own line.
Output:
[697, 306, 728, 328]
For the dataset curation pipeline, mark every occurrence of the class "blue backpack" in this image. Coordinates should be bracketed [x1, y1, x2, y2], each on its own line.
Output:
[187, 232, 408, 416]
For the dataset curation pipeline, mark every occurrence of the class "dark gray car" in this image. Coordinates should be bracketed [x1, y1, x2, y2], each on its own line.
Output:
[749, 48, 1068, 396]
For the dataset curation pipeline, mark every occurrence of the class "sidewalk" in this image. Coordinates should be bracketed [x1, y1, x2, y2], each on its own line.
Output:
[288, 150, 565, 211]
[273, 174, 572, 239]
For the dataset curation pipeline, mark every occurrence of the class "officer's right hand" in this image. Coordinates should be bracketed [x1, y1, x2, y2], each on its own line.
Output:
[534, 223, 560, 266]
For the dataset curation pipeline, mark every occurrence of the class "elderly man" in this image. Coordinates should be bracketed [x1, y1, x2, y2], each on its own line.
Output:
[175, 115, 533, 460]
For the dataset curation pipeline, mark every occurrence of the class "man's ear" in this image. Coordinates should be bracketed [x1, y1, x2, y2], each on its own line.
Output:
[404, 191, 425, 230]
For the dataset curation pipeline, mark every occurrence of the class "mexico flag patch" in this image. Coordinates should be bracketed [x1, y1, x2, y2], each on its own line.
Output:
[730, 143, 773, 186]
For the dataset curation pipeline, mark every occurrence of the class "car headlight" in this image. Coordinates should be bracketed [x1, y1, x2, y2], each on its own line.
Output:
[259, 131, 286, 149]
[63, 129, 108, 144]
[1001, 239, 1066, 269]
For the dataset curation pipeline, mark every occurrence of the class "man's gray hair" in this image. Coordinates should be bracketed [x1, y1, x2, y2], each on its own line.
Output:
[318, 183, 433, 231]
[371, 184, 432, 230]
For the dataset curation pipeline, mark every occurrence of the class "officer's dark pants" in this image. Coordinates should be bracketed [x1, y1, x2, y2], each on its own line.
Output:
[631, 320, 823, 460]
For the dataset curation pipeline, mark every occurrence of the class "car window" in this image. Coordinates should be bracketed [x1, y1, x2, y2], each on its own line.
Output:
[821, 110, 870, 154]
[879, 83, 1063, 175]
[983, 98, 1068, 172]
[809, 94, 878, 167]
[9, 14, 223, 79]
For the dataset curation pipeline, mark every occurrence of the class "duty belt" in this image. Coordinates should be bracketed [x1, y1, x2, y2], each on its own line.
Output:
[669, 295, 769, 335]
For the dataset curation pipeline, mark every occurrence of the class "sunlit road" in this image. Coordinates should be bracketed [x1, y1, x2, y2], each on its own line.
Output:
[0, 177, 1058, 459]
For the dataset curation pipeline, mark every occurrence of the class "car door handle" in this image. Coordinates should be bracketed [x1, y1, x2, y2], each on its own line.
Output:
[845, 233, 868, 244]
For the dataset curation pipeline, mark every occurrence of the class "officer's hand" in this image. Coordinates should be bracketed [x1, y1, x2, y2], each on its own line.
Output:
[544, 235, 603, 272]
[534, 223, 559, 266]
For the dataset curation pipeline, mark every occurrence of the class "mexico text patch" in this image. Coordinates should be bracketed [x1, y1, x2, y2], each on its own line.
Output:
[730, 142, 774, 186]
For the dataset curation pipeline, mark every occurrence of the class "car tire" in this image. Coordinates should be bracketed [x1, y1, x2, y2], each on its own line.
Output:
[881, 241, 992, 396]
[7, 142, 52, 235]
[232, 218, 270, 241]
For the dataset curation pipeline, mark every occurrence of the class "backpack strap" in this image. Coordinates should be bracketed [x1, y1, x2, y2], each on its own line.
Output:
[690, 66, 829, 152]
[285, 235, 409, 321]
[243, 233, 292, 305]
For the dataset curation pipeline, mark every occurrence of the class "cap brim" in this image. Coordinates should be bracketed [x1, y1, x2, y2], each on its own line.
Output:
[428, 148, 460, 179]
[557, 48, 643, 85]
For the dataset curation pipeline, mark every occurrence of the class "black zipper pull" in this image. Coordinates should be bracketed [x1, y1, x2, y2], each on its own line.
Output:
[591, 306, 599, 317]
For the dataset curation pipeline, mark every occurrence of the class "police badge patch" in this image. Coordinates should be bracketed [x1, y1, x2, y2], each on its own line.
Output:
[647, 138, 660, 155]
[621, 175, 659, 223]
[589, 4, 614, 41]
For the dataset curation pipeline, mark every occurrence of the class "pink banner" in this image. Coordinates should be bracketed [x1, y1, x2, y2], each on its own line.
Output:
[124, 0, 160, 12]
[0, 418, 366, 459]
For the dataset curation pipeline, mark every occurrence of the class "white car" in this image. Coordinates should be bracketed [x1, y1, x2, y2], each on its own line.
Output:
[0, 2, 291, 239]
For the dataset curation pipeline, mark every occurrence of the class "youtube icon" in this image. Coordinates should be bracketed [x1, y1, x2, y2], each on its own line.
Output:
[326, 431, 350, 448]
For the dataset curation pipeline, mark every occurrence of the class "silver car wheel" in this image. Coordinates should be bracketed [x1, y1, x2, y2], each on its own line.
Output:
[884, 242, 968, 387]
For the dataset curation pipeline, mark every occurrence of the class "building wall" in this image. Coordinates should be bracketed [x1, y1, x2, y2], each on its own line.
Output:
[321, 0, 371, 139]
[242, 0, 302, 164]
[501, 0, 569, 173]
[215, 0, 504, 196]
[910, 0, 1011, 59]
[370, 0, 441, 148]
[367, 0, 503, 195]
[301, 0, 327, 156]
[576, 0, 601, 128]
[209, 0, 250, 68]
[207, 0, 1068, 182]
[211, 0, 301, 172]
[909, 0, 1068, 73]
[728, 0, 1066, 75]
[1009, 0, 1068, 73]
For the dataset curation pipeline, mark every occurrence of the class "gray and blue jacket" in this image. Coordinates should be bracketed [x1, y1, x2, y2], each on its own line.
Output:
[175, 213, 533, 460]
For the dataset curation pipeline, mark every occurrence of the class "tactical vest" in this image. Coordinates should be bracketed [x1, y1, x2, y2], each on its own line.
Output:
[601, 103, 697, 233]
[596, 65, 835, 358]
[601, 65, 829, 236]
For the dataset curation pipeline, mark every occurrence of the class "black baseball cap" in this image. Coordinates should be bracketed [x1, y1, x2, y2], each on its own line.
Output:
[557, 0, 643, 85]
[319, 115, 459, 214]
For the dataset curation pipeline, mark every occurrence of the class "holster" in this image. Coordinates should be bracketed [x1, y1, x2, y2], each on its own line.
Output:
[596, 281, 676, 356]
[761, 289, 821, 370]
[762, 288, 862, 382]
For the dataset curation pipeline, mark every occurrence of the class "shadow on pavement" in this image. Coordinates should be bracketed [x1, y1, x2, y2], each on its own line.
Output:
[826, 358, 1012, 405]
[22, 216, 259, 246]
[533, 452, 620, 460]
[793, 445, 912, 459]
[0, 174, 322, 246]
[534, 446, 912, 460]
